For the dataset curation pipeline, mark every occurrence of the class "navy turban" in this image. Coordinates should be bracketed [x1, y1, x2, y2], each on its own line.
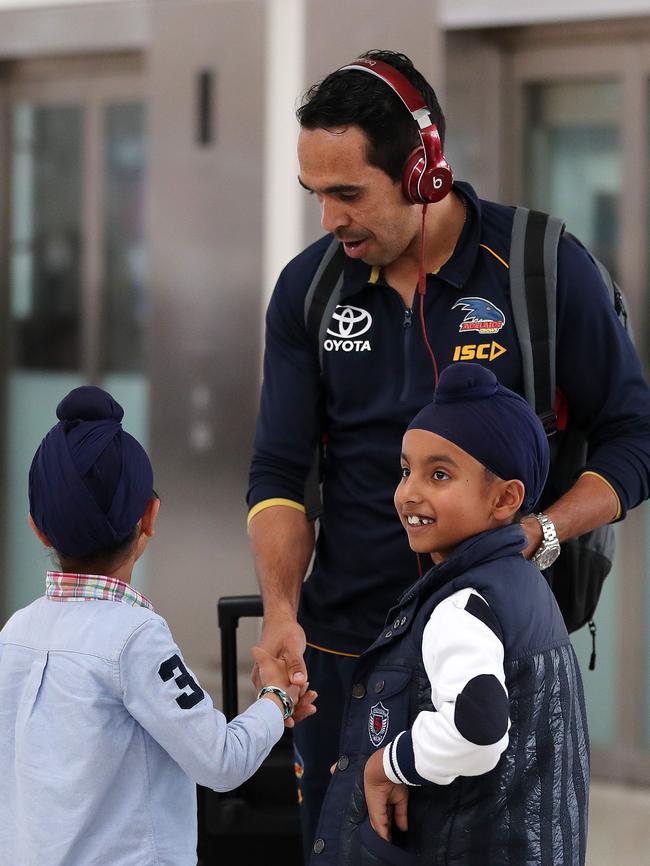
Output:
[407, 363, 549, 513]
[29, 386, 154, 558]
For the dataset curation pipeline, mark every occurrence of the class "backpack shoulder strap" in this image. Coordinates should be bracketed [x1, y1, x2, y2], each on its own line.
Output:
[509, 206, 565, 436]
[301, 237, 345, 520]
[304, 237, 346, 369]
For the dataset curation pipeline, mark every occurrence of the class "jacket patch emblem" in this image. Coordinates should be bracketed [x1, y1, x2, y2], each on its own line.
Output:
[368, 702, 390, 747]
[324, 305, 372, 352]
[452, 298, 505, 335]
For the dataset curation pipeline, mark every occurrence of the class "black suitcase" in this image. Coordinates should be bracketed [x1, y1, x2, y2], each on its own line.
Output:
[197, 595, 304, 865]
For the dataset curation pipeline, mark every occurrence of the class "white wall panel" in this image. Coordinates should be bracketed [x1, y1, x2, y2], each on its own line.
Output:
[147, 0, 266, 694]
[441, 0, 650, 30]
[0, 1, 149, 57]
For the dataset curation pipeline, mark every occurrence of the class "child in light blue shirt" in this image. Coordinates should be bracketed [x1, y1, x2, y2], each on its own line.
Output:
[0, 386, 314, 866]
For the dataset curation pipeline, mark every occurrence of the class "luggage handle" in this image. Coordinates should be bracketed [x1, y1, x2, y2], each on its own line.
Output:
[201, 594, 300, 855]
[217, 594, 263, 720]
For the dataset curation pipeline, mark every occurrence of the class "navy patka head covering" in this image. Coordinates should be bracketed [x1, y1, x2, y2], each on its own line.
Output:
[29, 386, 154, 558]
[407, 363, 549, 512]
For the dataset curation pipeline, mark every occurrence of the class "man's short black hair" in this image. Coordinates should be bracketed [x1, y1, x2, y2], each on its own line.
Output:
[296, 49, 445, 185]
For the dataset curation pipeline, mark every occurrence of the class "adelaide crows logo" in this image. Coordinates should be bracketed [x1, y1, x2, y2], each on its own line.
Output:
[452, 297, 506, 335]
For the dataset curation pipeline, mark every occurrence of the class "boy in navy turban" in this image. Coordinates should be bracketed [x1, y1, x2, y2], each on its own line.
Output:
[0, 386, 315, 866]
[311, 364, 589, 866]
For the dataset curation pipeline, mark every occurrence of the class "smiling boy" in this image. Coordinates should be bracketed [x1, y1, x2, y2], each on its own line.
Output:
[309, 363, 589, 866]
[398, 427, 521, 562]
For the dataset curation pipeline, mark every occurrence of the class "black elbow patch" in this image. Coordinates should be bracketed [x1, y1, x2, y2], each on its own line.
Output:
[454, 674, 509, 746]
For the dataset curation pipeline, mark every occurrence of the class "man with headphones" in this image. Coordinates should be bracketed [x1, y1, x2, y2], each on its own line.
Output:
[247, 50, 650, 858]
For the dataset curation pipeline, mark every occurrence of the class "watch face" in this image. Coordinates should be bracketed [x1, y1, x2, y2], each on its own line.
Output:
[534, 545, 560, 570]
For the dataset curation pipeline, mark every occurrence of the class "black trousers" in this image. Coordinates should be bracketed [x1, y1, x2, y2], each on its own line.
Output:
[292, 645, 359, 865]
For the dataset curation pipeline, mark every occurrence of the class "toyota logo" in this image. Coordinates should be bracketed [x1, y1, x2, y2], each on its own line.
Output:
[327, 305, 372, 339]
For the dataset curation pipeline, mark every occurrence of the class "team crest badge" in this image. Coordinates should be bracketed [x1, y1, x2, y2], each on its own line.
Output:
[368, 702, 390, 747]
[452, 297, 506, 335]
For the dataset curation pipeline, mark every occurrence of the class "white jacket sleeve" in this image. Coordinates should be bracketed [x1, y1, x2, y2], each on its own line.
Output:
[383, 588, 510, 786]
[119, 616, 284, 791]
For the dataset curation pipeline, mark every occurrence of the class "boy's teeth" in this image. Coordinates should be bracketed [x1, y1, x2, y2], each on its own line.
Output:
[407, 515, 433, 525]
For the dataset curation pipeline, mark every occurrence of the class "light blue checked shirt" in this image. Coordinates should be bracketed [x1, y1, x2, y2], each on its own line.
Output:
[0, 575, 284, 866]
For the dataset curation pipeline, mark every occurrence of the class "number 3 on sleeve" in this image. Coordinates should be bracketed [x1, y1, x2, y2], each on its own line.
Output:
[158, 653, 205, 710]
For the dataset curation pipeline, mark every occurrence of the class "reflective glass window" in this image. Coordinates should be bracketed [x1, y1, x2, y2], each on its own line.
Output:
[10, 103, 84, 370]
[102, 102, 148, 373]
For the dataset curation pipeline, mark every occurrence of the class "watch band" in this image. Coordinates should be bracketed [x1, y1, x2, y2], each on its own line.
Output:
[257, 685, 294, 721]
[531, 512, 561, 569]
[533, 512, 558, 545]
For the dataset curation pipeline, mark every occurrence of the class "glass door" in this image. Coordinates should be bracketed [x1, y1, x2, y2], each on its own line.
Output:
[2, 64, 148, 615]
[509, 38, 650, 780]
[515, 73, 624, 750]
[523, 80, 622, 277]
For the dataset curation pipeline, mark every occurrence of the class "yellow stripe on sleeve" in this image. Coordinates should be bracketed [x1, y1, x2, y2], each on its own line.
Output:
[247, 498, 306, 526]
[579, 472, 622, 521]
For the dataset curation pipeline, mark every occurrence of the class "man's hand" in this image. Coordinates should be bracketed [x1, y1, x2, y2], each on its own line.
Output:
[251, 614, 316, 726]
[521, 474, 620, 560]
[520, 515, 543, 559]
[248, 505, 317, 725]
[364, 748, 409, 842]
[250, 645, 317, 725]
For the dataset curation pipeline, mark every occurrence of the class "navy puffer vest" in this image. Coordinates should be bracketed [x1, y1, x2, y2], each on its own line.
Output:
[310, 525, 589, 866]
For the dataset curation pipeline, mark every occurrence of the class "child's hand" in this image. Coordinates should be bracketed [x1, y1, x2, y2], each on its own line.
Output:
[250, 646, 317, 728]
[363, 748, 409, 842]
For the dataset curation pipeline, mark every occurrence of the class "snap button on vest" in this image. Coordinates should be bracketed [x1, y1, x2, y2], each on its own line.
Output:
[337, 755, 350, 771]
[352, 683, 366, 699]
[393, 618, 401, 629]
[374, 680, 385, 693]
[313, 838, 325, 854]
[400, 616, 408, 625]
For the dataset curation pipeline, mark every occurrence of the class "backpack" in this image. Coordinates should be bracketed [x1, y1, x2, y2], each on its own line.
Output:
[302, 208, 631, 654]
[509, 208, 631, 667]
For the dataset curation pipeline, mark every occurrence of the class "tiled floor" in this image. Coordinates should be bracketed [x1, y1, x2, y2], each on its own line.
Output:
[588, 781, 650, 865]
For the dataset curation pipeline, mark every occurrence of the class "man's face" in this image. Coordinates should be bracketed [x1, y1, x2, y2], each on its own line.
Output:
[297, 125, 421, 267]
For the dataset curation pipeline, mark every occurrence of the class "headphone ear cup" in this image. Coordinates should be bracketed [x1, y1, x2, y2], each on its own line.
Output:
[402, 148, 453, 205]
[420, 161, 454, 204]
[402, 124, 454, 205]
[402, 147, 427, 204]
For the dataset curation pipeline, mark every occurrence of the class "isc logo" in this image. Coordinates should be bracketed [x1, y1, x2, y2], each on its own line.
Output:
[452, 342, 506, 362]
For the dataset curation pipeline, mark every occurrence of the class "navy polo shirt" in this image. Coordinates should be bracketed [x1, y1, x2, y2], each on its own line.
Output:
[248, 181, 650, 654]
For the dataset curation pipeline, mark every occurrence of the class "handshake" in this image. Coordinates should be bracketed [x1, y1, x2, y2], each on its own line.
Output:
[251, 645, 317, 728]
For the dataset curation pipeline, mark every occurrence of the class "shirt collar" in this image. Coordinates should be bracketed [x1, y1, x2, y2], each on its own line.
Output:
[435, 180, 482, 289]
[338, 180, 482, 300]
[400, 524, 527, 608]
[45, 572, 154, 610]
[372, 524, 527, 652]
[339, 251, 378, 301]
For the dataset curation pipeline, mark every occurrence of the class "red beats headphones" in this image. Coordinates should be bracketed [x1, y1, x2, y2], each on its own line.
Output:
[339, 58, 453, 205]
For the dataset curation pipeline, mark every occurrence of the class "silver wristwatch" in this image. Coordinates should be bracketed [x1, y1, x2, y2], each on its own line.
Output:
[531, 512, 561, 570]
